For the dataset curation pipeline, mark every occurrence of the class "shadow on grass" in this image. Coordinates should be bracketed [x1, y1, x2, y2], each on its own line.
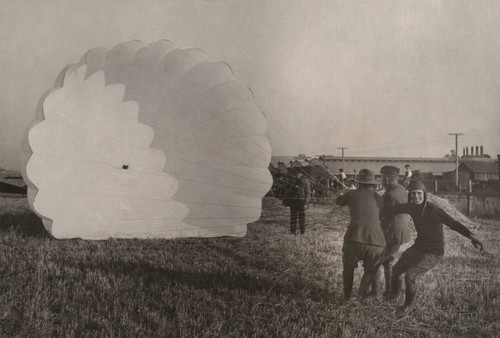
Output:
[139, 263, 333, 302]
[0, 212, 51, 238]
[62, 256, 336, 302]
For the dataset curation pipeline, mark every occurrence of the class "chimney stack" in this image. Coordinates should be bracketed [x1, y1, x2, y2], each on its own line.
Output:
[471, 146, 474, 155]
[481, 145, 484, 155]
[466, 146, 469, 156]
[476, 146, 479, 156]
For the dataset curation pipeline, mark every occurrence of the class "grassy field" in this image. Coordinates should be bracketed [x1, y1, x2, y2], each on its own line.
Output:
[0, 196, 498, 337]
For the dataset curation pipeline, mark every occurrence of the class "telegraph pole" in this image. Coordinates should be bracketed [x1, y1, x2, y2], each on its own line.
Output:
[337, 147, 348, 172]
[449, 133, 463, 190]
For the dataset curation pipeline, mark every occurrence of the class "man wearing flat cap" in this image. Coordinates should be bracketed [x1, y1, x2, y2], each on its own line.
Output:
[375, 165, 411, 297]
[335, 169, 386, 300]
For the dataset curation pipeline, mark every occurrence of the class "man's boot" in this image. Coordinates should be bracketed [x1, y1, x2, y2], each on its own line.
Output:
[343, 270, 354, 300]
[390, 273, 403, 300]
[370, 269, 381, 297]
[358, 271, 376, 298]
[402, 281, 417, 310]
[383, 265, 392, 298]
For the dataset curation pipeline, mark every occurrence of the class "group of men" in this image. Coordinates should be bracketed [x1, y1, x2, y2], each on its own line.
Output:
[283, 165, 483, 314]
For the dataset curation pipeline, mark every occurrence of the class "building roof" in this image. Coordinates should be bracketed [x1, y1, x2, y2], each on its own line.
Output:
[321, 155, 456, 163]
[0, 169, 22, 179]
[459, 162, 498, 174]
[271, 155, 498, 176]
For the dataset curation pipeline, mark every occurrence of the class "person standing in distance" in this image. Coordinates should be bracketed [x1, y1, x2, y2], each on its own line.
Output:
[404, 164, 412, 179]
[403, 164, 413, 188]
[285, 172, 311, 235]
[339, 169, 347, 190]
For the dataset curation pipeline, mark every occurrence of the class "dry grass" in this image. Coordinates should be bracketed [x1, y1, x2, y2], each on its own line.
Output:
[0, 197, 498, 337]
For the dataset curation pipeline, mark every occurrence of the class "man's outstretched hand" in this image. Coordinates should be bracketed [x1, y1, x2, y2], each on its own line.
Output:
[470, 235, 484, 251]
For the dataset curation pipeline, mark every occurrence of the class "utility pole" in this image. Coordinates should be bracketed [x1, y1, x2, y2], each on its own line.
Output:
[337, 147, 348, 172]
[449, 133, 463, 190]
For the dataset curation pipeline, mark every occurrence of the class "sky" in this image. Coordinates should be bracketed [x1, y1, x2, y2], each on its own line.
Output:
[1, 0, 499, 171]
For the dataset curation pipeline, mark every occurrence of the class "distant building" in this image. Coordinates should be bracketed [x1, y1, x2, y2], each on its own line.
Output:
[313, 156, 457, 179]
[0, 169, 26, 188]
[271, 151, 498, 193]
[0, 168, 27, 196]
[443, 162, 499, 189]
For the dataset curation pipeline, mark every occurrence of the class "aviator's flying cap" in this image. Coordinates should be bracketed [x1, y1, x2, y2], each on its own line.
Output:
[408, 180, 427, 193]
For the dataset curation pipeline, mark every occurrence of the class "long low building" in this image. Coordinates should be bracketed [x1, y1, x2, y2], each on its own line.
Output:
[322, 155, 458, 177]
[271, 155, 459, 178]
[271, 154, 499, 184]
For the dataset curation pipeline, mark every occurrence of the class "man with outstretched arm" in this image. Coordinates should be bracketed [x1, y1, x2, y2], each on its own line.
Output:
[385, 181, 484, 313]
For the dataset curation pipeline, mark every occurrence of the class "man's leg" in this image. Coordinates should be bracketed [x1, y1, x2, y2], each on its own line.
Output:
[371, 268, 382, 296]
[343, 267, 355, 300]
[402, 252, 442, 311]
[298, 205, 306, 234]
[342, 242, 358, 300]
[391, 245, 419, 300]
[289, 207, 298, 234]
[382, 244, 400, 297]
[383, 259, 393, 297]
[359, 244, 384, 298]
[359, 268, 380, 298]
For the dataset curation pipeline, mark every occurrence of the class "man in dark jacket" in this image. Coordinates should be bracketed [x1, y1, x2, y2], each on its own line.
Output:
[374, 166, 411, 297]
[335, 169, 386, 300]
[285, 172, 311, 235]
[386, 181, 483, 313]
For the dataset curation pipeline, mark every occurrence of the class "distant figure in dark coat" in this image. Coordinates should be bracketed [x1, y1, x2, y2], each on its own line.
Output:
[284, 172, 311, 235]
[335, 169, 386, 300]
[385, 181, 484, 313]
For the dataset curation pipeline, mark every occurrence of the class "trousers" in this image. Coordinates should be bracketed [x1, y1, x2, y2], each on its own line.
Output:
[342, 241, 384, 299]
[289, 200, 306, 234]
[372, 243, 402, 295]
[391, 245, 442, 307]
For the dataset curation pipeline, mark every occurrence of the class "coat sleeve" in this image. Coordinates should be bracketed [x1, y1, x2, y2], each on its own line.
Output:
[382, 203, 411, 218]
[436, 208, 472, 239]
[305, 180, 312, 205]
[335, 191, 350, 206]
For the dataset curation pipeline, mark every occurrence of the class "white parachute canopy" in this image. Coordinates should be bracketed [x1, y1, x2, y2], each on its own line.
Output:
[22, 40, 272, 240]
